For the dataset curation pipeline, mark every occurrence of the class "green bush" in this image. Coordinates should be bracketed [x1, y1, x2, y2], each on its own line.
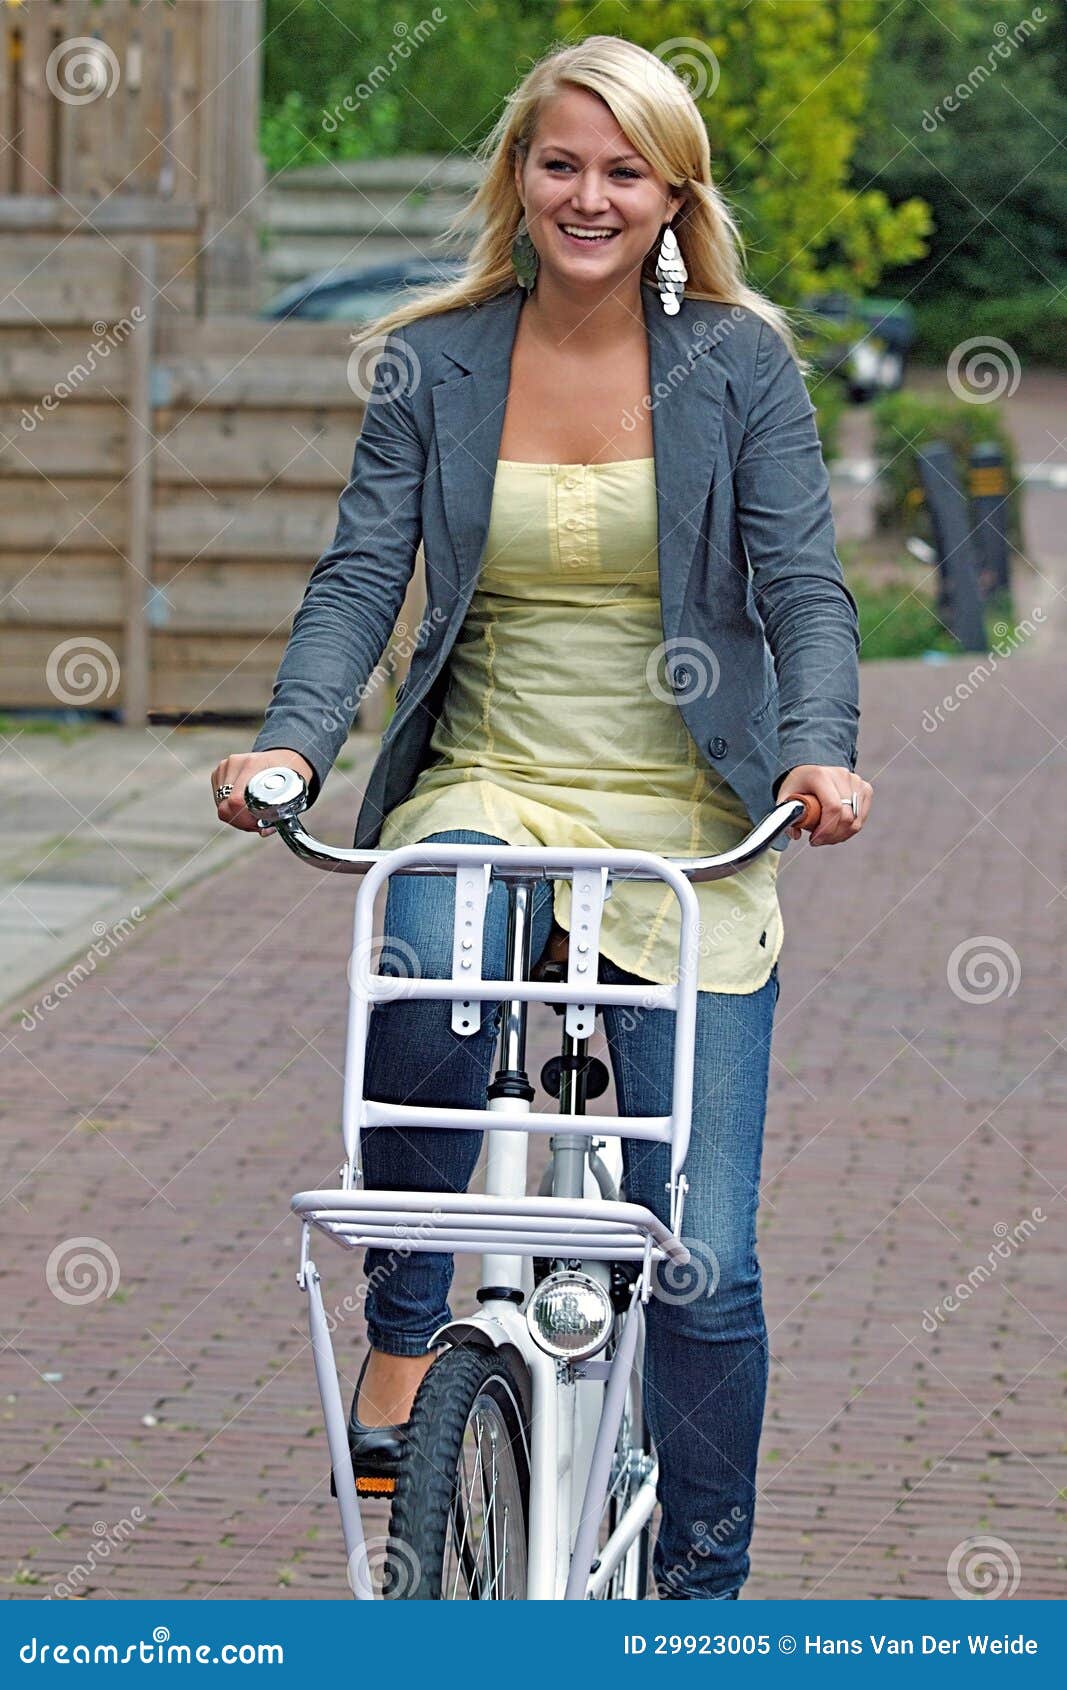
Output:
[845, 568, 960, 661]
[870, 390, 1021, 545]
[912, 290, 1067, 369]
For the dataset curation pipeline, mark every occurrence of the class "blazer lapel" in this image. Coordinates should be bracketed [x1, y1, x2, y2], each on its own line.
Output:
[430, 287, 522, 598]
[430, 282, 728, 639]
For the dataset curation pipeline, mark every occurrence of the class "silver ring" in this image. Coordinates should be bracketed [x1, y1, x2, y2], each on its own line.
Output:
[840, 791, 859, 819]
[215, 784, 234, 803]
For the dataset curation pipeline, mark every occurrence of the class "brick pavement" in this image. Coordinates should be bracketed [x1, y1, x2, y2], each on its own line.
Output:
[2, 650, 1065, 1600]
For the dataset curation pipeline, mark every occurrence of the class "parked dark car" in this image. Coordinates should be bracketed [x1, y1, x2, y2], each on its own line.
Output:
[260, 255, 469, 324]
[804, 293, 917, 402]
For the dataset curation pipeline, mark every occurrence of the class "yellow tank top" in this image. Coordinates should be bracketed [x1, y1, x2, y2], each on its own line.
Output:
[378, 457, 782, 993]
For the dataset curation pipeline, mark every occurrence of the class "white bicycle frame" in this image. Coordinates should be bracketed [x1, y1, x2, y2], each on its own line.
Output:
[293, 839, 701, 1600]
[246, 767, 811, 1601]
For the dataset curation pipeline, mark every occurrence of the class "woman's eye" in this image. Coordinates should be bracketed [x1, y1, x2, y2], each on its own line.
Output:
[544, 159, 641, 179]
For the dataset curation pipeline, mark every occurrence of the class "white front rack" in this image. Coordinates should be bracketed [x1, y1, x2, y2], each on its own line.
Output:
[292, 1189, 693, 1266]
[340, 840, 703, 1200]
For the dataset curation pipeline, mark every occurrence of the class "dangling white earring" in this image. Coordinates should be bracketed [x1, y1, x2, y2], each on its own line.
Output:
[656, 222, 687, 315]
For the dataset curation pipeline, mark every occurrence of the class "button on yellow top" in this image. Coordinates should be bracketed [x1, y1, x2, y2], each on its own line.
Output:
[378, 458, 781, 993]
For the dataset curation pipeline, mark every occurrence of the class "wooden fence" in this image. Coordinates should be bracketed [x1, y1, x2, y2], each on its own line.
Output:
[0, 0, 262, 314]
[261, 155, 479, 307]
[0, 233, 423, 727]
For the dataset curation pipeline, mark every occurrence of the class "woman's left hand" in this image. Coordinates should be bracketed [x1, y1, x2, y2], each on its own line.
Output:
[778, 764, 873, 846]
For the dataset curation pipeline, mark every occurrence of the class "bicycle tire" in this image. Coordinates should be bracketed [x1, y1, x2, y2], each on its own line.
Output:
[385, 1343, 530, 1599]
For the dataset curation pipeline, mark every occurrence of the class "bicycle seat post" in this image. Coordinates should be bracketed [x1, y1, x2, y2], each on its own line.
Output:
[549, 1017, 593, 1202]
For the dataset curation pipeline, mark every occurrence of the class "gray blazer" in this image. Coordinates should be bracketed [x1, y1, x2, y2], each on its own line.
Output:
[252, 281, 860, 854]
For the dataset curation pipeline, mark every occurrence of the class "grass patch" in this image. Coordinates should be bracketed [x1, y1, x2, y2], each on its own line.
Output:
[850, 573, 959, 659]
[843, 535, 1018, 660]
[0, 714, 94, 743]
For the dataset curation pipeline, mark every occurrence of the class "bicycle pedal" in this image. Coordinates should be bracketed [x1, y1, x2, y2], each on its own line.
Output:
[356, 1474, 396, 1497]
[330, 1468, 398, 1498]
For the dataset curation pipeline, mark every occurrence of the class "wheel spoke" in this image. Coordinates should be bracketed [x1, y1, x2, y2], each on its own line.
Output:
[443, 1398, 520, 1598]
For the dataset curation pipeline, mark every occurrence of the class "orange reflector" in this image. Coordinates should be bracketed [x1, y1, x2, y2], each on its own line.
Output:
[356, 1476, 396, 1495]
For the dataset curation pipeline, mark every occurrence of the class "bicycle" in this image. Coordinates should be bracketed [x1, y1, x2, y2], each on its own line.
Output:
[245, 767, 820, 1600]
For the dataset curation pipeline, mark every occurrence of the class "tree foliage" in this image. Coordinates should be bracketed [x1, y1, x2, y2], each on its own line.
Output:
[854, 0, 1067, 303]
[262, 0, 930, 306]
[262, 0, 561, 171]
[557, 0, 930, 304]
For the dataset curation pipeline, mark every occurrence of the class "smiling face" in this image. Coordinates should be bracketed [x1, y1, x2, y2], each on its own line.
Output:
[514, 85, 683, 294]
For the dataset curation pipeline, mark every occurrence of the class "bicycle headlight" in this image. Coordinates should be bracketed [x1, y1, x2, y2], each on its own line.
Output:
[525, 1271, 614, 1360]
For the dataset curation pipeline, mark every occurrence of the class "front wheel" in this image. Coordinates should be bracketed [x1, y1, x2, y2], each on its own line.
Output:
[386, 1344, 530, 1599]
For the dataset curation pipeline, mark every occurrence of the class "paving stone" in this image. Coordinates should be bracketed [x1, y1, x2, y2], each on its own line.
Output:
[1, 654, 1065, 1601]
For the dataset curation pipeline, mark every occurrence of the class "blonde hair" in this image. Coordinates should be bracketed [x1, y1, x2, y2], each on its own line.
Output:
[349, 34, 797, 359]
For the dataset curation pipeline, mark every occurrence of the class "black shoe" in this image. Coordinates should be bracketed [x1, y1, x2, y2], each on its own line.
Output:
[330, 1351, 409, 1499]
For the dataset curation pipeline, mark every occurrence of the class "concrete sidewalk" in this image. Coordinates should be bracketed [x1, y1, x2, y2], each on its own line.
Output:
[1, 647, 1064, 1600]
[0, 726, 250, 1011]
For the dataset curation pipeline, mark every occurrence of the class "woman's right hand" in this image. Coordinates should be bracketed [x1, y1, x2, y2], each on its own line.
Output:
[209, 749, 314, 832]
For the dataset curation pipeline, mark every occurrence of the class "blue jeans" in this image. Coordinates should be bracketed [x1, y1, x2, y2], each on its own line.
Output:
[360, 830, 780, 1600]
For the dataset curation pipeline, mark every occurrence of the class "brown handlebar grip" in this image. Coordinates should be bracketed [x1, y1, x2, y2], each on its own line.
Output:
[783, 792, 822, 831]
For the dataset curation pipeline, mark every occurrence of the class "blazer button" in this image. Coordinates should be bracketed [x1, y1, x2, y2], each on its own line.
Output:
[708, 735, 728, 759]
[669, 661, 692, 692]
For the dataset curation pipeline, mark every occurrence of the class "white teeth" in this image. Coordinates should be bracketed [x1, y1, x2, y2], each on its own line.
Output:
[561, 225, 616, 240]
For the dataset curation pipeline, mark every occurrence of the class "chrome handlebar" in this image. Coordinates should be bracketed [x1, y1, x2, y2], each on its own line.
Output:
[245, 767, 813, 884]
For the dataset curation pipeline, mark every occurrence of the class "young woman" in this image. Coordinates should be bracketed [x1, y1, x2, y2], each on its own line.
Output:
[212, 35, 872, 1598]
